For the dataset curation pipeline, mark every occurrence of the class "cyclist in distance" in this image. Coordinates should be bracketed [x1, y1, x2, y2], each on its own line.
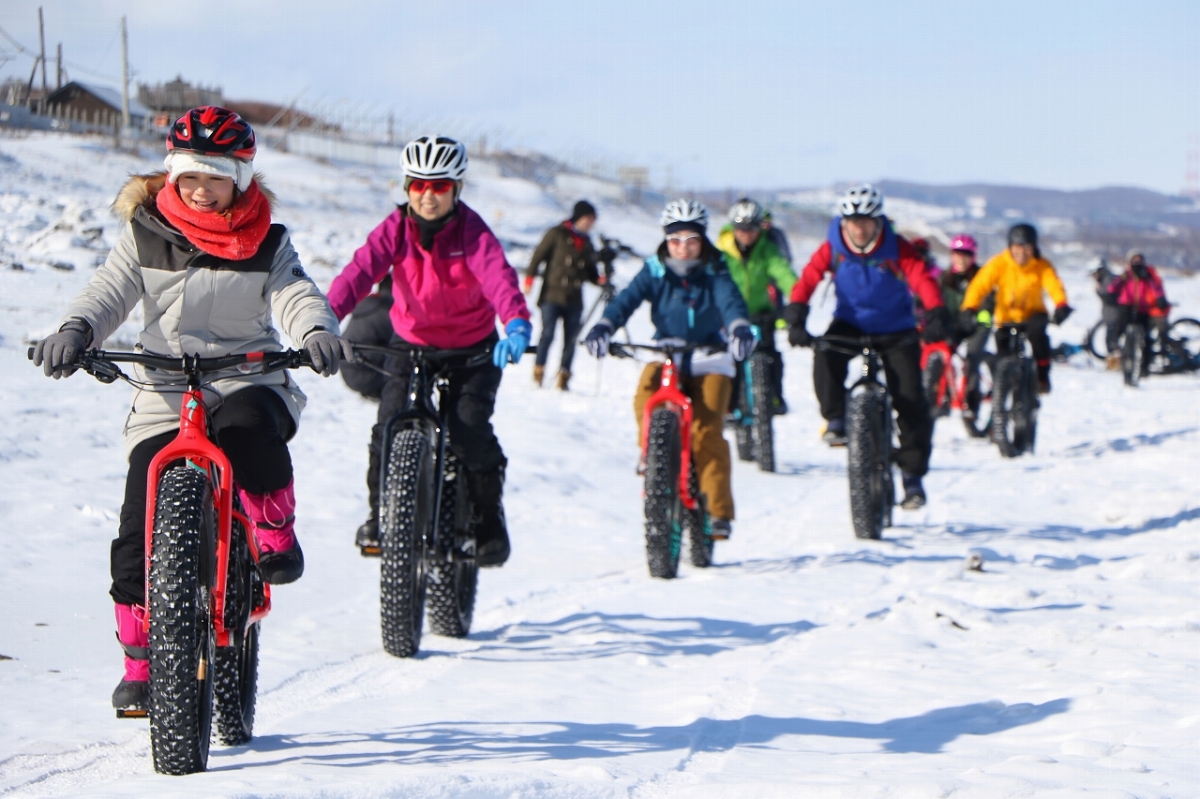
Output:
[940, 234, 993, 420]
[716, 197, 797, 412]
[761, 208, 793, 263]
[523, 199, 604, 391]
[583, 199, 755, 541]
[29, 106, 350, 714]
[326, 135, 531, 567]
[959, 223, 1072, 394]
[1104, 249, 1170, 369]
[783, 184, 948, 510]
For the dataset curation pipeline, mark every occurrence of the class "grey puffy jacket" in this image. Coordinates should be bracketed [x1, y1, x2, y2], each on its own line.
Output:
[61, 173, 340, 454]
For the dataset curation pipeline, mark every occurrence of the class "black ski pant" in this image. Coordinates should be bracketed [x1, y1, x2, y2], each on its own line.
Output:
[814, 319, 932, 477]
[111, 387, 295, 606]
[535, 302, 583, 373]
[366, 334, 505, 515]
[1105, 307, 1168, 355]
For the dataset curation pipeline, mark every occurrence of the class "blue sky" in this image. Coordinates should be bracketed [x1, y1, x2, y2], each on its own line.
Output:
[3, 0, 1197, 194]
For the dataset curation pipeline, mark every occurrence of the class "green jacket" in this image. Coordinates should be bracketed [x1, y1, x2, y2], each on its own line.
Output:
[715, 226, 797, 316]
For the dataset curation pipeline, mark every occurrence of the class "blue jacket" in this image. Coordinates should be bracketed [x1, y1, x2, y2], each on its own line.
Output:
[602, 253, 749, 346]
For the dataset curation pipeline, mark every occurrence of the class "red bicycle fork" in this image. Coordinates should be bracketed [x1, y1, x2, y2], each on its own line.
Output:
[140, 389, 271, 647]
[639, 358, 699, 510]
[920, 340, 966, 411]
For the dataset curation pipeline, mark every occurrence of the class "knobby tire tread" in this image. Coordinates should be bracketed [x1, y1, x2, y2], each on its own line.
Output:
[427, 452, 478, 638]
[749, 352, 775, 472]
[148, 466, 215, 775]
[380, 429, 431, 658]
[684, 466, 712, 568]
[846, 388, 887, 540]
[922, 351, 948, 419]
[991, 357, 1024, 458]
[644, 407, 683, 579]
[212, 514, 259, 747]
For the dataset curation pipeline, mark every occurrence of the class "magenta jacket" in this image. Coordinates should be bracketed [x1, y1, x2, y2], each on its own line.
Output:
[327, 203, 530, 348]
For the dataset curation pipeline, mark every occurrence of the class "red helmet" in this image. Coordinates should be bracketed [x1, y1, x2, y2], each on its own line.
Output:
[950, 234, 978, 254]
[166, 106, 256, 160]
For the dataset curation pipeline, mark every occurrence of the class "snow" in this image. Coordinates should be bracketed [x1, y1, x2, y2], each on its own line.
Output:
[1, 132, 1197, 798]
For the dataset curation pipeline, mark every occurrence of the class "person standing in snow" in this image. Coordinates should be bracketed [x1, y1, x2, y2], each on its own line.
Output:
[958, 223, 1072, 394]
[715, 197, 797, 413]
[523, 200, 603, 391]
[784, 184, 947, 510]
[30, 106, 351, 715]
[583, 199, 755, 542]
[1102, 250, 1170, 371]
[326, 135, 531, 567]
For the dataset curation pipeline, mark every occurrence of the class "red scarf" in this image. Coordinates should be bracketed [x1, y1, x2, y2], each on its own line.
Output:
[564, 220, 585, 253]
[156, 180, 272, 260]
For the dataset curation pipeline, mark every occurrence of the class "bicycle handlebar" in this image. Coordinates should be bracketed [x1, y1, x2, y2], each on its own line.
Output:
[813, 332, 919, 355]
[26, 347, 312, 383]
[608, 341, 726, 358]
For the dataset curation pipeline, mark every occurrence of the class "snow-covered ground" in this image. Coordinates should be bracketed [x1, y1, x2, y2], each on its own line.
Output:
[1, 132, 1197, 798]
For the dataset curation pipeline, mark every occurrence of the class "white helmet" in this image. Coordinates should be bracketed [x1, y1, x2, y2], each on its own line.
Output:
[728, 197, 764, 229]
[838, 184, 884, 218]
[661, 198, 709, 229]
[402, 135, 468, 180]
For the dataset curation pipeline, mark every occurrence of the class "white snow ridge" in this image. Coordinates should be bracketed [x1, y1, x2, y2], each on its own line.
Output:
[0, 133, 1197, 798]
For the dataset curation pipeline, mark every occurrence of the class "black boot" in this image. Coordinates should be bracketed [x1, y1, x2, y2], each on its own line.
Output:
[112, 679, 149, 716]
[465, 463, 510, 567]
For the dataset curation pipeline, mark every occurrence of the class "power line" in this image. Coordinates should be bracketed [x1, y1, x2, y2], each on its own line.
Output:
[0, 23, 121, 83]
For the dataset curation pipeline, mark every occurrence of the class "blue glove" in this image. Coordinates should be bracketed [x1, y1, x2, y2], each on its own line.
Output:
[729, 322, 758, 362]
[493, 318, 532, 368]
[584, 321, 614, 357]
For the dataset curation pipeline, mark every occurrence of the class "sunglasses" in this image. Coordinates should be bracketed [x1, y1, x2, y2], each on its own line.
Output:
[409, 178, 456, 195]
[666, 233, 702, 244]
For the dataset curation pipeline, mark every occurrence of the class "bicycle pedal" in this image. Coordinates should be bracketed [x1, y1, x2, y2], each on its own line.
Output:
[359, 545, 381, 557]
[116, 707, 148, 719]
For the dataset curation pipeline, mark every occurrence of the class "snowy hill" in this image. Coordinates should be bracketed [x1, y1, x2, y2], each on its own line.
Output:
[0, 132, 1198, 798]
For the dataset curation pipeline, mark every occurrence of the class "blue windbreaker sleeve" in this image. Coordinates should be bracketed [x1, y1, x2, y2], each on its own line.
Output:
[601, 263, 654, 330]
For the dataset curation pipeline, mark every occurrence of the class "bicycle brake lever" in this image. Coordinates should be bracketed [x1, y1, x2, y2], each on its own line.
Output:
[86, 359, 121, 383]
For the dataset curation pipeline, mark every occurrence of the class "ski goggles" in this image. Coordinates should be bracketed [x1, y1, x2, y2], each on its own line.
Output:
[408, 178, 456, 195]
[666, 233, 702, 244]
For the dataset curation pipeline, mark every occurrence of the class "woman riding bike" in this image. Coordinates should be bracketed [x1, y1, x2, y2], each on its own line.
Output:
[939, 234, 993, 420]
[1104, 249, 1170, 370]
[583, 199, 755, 540]
[959, 223, 1072, 394]
[326, 135, 531, 567]
[30, 106, 350, 715]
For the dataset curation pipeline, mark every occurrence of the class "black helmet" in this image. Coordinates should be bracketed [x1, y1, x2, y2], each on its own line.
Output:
[1007, 223, 1038, 248]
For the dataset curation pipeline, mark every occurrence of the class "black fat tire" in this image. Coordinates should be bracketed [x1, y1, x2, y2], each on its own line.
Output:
[212, 514, 259, 747]
[426, 452, 477, 638]
[734, 423, 754, 462]
[846, 386, 890, 540]
[380, 429, 432, 658]
[1122, 323, 1145, 387]
[922, 350, 949, 419]
[644, 407, 683, 579]
[991, 357, 1036, 457]
[749, 352, 775, 472]
[1086, 320, 1109, 360]
[684, 467, 712, 568]
[1166, 318, 1200, 372]
[148, 466, 216, 775]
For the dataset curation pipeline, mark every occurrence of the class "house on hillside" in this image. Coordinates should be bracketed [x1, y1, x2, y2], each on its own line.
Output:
[41, 81, 151, 128]
[137, 76, 224, 126]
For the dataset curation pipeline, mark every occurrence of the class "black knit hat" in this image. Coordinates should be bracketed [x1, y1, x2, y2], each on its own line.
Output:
[1007, 223, 1038, 248]
[571, 200, 597, 223]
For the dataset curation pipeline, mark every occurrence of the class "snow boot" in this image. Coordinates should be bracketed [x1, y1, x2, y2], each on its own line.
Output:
[822, 417, 847, 447]
[1036, 360, 1051, 395]
[555, 370, 571, 391]
[239, 481, 304, 585]
[465, 463, 510, 567]
[1105, 352, 1121, 371]
[710, 518, 732, 541]
[356, 508, 381, 556]
[113, 603, 149, 717]
[901, 472, 926, 510]
[533, 364, 545, 387]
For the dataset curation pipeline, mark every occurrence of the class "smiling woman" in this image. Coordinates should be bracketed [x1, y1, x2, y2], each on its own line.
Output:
[176, 173, 235, 213]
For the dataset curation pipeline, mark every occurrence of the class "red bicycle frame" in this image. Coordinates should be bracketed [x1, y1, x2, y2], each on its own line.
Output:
[920, 339, 967, 412]
[639, 358, 699, 510]
[141, 389, 271, 647]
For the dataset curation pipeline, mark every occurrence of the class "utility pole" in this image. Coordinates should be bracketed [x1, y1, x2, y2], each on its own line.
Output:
[38, 7, 47, 96]
[120, 16, 130, 130]
[56, 43, 62, 89]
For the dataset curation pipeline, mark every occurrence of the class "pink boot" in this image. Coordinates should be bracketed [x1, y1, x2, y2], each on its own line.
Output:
[112, 603, 149, 714]
[238, 481, 304, 584]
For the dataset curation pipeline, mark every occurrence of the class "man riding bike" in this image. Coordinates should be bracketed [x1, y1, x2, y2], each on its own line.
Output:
[716, 197, 797, 413]
[326, 135, 531, 567]
[1103, 249, 1170, 370]
[784, 184, 947, 510]
[959, 223, 1072, 394]
[584, 199, 755, 541]
[939, 234, 993, 420]
[30, 106, 349, 715]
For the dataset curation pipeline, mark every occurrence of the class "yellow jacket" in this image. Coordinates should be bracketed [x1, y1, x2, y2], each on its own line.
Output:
[962, 249, 1067, 325]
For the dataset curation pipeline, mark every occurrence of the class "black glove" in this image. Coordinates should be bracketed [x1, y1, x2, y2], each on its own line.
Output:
[783, 303, 811, 348]
[729, 322, 758, 361]
[958, 309, 979, 337]
[1052, 305, 1073, 325]
[304, 330, 356, 376]
[921, 306, 951, 343]
[1156, 296, 1169, 310]
[584, 321, 613, 358]
[31, 320, 91, 378]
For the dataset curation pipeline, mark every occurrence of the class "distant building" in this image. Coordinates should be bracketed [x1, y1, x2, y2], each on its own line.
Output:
[41, 81, 151, 127]
[137, 76, 224, 126]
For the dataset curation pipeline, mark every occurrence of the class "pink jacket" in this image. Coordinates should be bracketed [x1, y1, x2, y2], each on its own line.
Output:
[1108, 267, 1168, 317]
[327, 203, 530, 348]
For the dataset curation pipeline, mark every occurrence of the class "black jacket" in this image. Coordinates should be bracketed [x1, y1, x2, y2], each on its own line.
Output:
[525, 222, 600, 307]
